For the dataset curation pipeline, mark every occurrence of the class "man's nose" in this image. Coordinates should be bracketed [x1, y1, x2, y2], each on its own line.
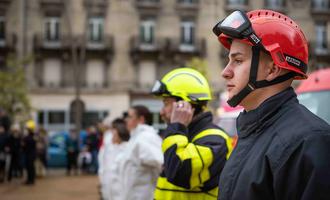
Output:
[221, 64, 233, 79]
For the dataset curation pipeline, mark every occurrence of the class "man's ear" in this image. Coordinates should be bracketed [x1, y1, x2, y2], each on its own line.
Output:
[265, 63, 282, 81]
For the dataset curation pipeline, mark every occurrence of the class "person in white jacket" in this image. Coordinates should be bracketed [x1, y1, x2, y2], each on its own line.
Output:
[120, 105, 163, 200]
[98, 118, 130, 200]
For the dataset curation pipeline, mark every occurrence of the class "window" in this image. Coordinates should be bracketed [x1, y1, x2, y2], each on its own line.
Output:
[49, 111, 65, 124]
[43, 58, 61, 87]
[70, 110, 108, 128]
[38, 111, 45, 125]
[312, 0, 329, 9]
[82, 110, 108, 129]
[0, 16, 5, 45]
[45, 17, 60, 42]
[180, 20, 195, 45]
[140, 18, 155, 45]
[138, 0, 160, 2]
[265, 0, 284, 8]
[88, 17, 104, 43]
[86, 60, 104, 88]
[83, 111, 99, 128]
[315, 21, 328, 52]
[227, 0, 247, 5]
[178, 0, 197, 4]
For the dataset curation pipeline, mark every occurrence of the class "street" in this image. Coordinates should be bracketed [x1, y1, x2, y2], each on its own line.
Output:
[0, 170, 99, 200]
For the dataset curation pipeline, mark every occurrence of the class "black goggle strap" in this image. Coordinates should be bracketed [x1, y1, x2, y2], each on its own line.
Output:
[227, 46, 261, 107]
[227, 84, 255, 107]
[254, 72, 295, 88]
[249, 46, 260, 86]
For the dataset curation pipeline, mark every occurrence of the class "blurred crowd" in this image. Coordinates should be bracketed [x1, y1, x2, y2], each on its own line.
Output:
[0, 109, 48, 185]
[97, 105, 163, 200]
[0, 107, 116, 186]
[0, 104, 163, 194]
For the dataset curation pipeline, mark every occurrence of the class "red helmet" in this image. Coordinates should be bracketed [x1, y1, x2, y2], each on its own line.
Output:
[219, 9, 308, 79]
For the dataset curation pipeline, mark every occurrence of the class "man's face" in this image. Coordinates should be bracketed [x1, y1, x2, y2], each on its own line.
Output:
[221, 40, 275, 108]
[160, 97, 176, 124]
[222, 40, 252, 102]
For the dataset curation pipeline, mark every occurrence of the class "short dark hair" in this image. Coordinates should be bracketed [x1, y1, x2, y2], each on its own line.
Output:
[112, 118, 130, 142]
[132, 105, 152, 125]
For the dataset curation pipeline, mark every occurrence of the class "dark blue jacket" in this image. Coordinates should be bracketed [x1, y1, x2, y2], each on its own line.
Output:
[218, 87, 330, 200]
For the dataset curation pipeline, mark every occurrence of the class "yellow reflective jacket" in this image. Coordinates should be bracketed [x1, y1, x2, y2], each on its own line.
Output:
[154, 112, 233, 200]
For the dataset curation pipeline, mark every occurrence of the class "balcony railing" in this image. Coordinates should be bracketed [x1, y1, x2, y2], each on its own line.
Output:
[309, 41, 330, 59]
[311, 0, 330, 15]
[130, 36, 165, 52]
[225, 0, 249, 12]
[135, 0, 161, 10]
[176, 0, 199, 9]
[130, 36, 167, 63]
[264, 0, 286, 13]
[40, 0, 64, 15]
[83, 35, 114, 51]
[83, 0, 108, 16]
[34, 33, 71, 50]
[0, 0, 11, 13]
[168, 38, 206, 56]
[34, 33, 114, 52]
[0, 33, 16, 50]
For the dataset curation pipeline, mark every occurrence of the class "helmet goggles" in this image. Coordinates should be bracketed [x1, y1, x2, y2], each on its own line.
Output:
[212, 10, 263, 48]
[151, 80, 170, 96]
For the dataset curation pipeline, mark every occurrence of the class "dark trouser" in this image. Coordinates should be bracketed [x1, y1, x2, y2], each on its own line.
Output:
[25, 157, 35, 184]
[0, 160, 5, 182]
[8, 153, 22, 181]
[38, 152, 47, 167]
[67, 151, 78, 174]
[89, 150, 98, 174]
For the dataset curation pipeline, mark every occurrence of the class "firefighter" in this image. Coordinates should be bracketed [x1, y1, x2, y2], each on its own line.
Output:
[152, 68, 233, 199]
[213, 9, 330, 200]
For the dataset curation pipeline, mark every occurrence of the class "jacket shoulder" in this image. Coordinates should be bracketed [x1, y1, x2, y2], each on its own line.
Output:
[275, 103, 329, 139]
[268, 103, 330, 170]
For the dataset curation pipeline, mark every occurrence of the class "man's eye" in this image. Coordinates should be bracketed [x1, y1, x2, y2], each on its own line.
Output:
[235, 60, 242, 65]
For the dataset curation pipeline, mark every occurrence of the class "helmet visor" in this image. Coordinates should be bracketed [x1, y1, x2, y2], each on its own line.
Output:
[213, 10, 263, 47]
[151, 80, 170, 96]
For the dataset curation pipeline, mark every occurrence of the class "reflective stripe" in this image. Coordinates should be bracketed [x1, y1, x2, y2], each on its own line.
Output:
[156, 128, 232, 199]
[174, 143, 203, 188]
[162, 135, 188, 153]
[192, 129, 233, 159]
[156, 177, 202, 192]
[189, 144, 203, 187]
[154, 177, 218, 200]
[196, 145, 213, 183]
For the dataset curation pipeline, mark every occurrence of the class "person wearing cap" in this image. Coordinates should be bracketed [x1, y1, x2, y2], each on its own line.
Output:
[151, 68, 233, 199]
[213, 9, 330, 200]
[22, 120, 37, 185]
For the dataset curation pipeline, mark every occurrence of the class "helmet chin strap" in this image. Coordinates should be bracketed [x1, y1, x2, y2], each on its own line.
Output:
[227, 46, 296, 107]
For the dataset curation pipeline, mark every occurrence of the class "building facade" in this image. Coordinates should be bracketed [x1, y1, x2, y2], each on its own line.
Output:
[0, 0, 329, 131]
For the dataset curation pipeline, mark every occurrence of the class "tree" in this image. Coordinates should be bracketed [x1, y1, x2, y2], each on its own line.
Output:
[185, 57, 209, 79]
[0, 54, 32, 121]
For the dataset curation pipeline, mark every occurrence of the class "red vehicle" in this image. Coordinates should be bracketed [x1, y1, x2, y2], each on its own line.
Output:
[296, 68, 330, 124]
[217, 92, 243, 148]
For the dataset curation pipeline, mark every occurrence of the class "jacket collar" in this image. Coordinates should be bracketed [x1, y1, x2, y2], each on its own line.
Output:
[237, 87, 297, 138]
[130, 124, 151, 139]
[188, 111, 213, 139]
